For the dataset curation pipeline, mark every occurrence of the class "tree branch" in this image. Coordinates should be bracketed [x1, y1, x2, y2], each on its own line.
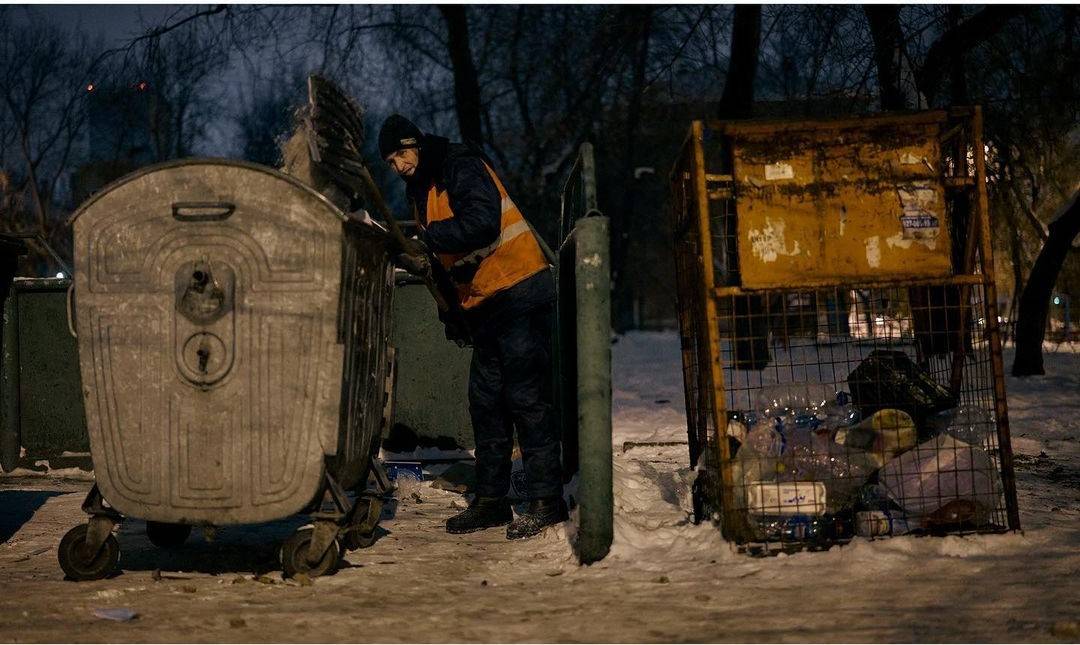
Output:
[916, 5, 1035, 104]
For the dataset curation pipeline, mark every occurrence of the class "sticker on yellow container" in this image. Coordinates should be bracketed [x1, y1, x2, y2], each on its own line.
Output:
[728, 112, 954, 287]
[764, 162, 795, 181]
[896, 183, 941, 240]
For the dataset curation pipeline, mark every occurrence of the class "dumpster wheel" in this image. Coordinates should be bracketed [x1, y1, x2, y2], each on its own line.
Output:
[146, 521, 192, 549]
[280, 527, 341, 578]
[342, 528, 376, 550]
[58, 524, 120, 581]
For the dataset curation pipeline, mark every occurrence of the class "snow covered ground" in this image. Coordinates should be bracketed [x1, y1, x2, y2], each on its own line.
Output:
[0, 332, 1077, 642]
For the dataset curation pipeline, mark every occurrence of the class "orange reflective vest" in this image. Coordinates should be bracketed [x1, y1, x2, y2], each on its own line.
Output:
[417, 164, 549, 310]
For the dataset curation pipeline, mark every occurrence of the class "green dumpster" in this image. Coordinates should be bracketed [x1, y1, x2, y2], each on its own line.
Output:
[1, 277, 89, 472]
[388, 270, 473, 451]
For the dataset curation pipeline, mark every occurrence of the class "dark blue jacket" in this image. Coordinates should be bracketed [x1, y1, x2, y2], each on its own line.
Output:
[405, 135, 553, 335]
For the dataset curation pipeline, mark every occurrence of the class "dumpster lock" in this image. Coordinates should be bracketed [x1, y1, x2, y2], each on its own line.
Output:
[176, 259, 232, 325]
[174, 259, 235, 387]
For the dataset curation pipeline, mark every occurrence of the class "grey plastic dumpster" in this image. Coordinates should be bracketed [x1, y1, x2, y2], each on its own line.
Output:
[61, 158, 394, 580]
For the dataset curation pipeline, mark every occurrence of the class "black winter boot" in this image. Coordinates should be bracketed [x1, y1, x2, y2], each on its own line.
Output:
[506, 497, 569, 540]
[446, 496, 513, 534]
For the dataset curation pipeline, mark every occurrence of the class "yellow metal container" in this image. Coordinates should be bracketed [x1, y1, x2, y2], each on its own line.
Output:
[723, 111, 952, 288]
[669, 108, 1020, 553]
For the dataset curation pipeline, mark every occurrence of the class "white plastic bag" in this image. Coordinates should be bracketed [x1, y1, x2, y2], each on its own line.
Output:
[881, 434, 1001, 516]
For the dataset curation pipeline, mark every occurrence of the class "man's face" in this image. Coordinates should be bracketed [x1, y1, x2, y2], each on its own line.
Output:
[385, 147, 419, 177]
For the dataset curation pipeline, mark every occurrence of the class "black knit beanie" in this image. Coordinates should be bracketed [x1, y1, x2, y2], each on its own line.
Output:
[378, 114, 423, 158]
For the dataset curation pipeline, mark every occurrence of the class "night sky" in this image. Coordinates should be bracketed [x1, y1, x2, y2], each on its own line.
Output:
[16, 4, 182, 46]
[18, 4, 273, 155]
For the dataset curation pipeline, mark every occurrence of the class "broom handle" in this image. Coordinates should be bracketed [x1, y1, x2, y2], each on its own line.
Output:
[356, 165, 459, 316]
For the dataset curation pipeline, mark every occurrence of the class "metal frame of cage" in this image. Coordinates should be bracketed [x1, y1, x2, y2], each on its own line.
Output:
[670, 107, 1020, 553]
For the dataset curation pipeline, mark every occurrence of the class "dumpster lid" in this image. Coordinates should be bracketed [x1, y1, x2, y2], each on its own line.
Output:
[67, 157, 348, 226]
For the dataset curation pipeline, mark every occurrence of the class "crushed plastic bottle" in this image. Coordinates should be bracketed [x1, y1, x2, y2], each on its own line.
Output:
[822, 390, 860, 429]
[757, 514, 826, 542]
[735, 384, 880, 518]
[784, 431, 877, 512]
[754, 384, 860, 435]
[930, 406, 996, 447]
[733, 418, 794, 485]
[856, 510, 912, 537]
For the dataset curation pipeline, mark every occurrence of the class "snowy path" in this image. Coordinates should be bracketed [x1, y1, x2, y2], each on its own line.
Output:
[1, 333, 1077, 642]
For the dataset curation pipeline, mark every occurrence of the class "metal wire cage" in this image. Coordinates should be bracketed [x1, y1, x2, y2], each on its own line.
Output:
[670, 108, 1020, 553]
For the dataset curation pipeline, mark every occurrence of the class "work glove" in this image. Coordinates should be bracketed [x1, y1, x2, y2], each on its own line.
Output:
[438, 308, 472, 348]
[392, 235, 433, 279]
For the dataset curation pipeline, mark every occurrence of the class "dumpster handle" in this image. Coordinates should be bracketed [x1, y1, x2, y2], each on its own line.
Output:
[172, 202, 235, 222]
[66, 281, 77, 338]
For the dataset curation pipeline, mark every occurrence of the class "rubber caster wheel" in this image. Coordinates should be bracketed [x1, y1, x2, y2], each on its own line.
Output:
[58, 524, 120, 581]
[280, 528, 340, 578]
[146, 521, 192, 549]
[342, 528, 376, 551]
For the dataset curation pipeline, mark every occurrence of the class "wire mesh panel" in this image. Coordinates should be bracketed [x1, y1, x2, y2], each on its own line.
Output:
[670, 109, 1019, 554]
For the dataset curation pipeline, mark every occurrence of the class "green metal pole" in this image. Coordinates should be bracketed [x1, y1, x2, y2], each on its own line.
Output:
[574, 215, 612, 564]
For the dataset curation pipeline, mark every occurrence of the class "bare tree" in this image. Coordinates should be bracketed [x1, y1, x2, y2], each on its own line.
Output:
[718, 5, 762, 119]
[863, 5, 908, 110]
[1013, 192, 1080, 374]
[136, 20, 229, 160]
[0, 11, 98, 242]
[438, 5, 484, 145]
[235, 67, 309, 167]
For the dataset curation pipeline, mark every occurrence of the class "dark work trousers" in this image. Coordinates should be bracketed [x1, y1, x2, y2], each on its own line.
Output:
[468, 303, 562, 500]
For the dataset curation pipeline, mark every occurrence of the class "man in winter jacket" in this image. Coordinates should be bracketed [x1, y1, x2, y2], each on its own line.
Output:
[379, 114, 568, 539]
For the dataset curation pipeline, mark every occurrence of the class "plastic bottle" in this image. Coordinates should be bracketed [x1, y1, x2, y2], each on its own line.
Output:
[757, 514, 826, 542]
[735, 418, 793, 484]
[942, 406, 996, 447]
[756, 384, 831, 422]
[855, 510, 911, 537]
[744, 417, 786, 455]
[821, 391, 860, 430]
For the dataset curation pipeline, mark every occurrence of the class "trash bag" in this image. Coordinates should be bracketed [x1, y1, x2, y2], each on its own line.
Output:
[847, 350, 957, 435]
[880, 434, 1001, 522]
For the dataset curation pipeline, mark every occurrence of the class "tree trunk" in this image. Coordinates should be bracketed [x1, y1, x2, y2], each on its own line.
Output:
[438, 5, 484, 145]
[717, 5, 768, 367]
[1012, 190, 1080, 376]
[947, 5, 969, 105]
[718, 5, 761, 119]
[915, 5, 1033, 106]
[612, 7, 653, 333]
[863, 5, 908, 110]
[19, 130, 49, 238]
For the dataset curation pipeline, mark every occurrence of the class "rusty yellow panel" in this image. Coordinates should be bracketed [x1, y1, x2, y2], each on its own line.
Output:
[730, 114, 953, 288]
